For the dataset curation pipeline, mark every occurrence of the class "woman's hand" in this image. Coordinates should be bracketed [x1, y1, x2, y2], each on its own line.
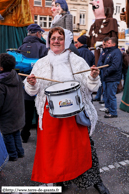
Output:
[27, 74, 36, 86]
[90, 65, 100, 78]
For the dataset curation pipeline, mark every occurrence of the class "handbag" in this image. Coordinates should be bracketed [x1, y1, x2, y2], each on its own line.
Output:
[76, 110, 91, 127]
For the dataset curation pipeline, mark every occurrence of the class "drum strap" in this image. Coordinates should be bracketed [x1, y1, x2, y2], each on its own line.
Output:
[68, 53, 91, 127]
[68, 52, 74, 78]
[68, 53, 81, 110]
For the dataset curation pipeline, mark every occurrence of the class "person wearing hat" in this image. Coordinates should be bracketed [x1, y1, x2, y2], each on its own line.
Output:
[24, 26, 110, 194]
[51, 0, 73, 33]
[50, 0, 79, 56]
[19, 24, 48, 143]
[19, 24, 48, 58]
[77, 35, 95, 67]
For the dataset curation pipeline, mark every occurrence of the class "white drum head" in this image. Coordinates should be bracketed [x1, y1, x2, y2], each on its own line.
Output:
[45, 81, 80, 95]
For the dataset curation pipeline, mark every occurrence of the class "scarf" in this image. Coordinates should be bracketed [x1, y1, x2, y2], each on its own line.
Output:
[48, 49, 74, 82]
[50, 15, 62, 27]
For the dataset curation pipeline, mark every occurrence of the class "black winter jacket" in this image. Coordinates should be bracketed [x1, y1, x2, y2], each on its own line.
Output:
[103, 46, 122, 82]
[0, 70, 25, 134]
[78, 44, 95, 67]
[19, 36, 48, 58]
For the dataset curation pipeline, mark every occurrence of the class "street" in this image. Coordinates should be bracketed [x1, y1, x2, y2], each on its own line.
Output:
[0, 92, 129, 194]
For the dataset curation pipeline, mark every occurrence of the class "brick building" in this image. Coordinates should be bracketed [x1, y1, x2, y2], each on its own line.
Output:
[29, 0, 52, 31]
[28, 0, 88, 33]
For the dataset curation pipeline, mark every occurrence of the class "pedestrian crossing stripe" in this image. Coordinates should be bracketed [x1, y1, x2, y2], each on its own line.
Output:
[100, 160, 129, 173]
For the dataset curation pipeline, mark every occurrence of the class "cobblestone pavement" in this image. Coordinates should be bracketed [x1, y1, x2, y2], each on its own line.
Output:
[92, 91, 129, 134]
[0, 91, 129, 194]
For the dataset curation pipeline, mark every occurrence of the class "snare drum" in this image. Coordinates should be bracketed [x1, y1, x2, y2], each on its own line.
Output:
[45, 81, 84, 118]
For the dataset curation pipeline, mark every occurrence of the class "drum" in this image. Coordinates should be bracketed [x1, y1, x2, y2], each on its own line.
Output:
[45, 81, 84, 118]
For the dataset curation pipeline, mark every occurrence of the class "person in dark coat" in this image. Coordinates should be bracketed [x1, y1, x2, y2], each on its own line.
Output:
[19, 24, 48, 143]
[77, 35, 95, 67]
[93, 37, 109, 106]
[19, 24, 48, 58]
[0, 53, 25, 161]
[120, 48, 129, 88]
[103, 37, 122, 118]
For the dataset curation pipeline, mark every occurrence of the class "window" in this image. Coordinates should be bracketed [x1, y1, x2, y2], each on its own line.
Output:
[116, 5, 120, 14]
[80, 13, 85, 25]
[34, 0, 42, 6]
[45, 0, 52, 7]
[73, 16, 76, 29]
[49, 17, 52, 28]
[34, 15, 52, 28]
[40, 16, 47, 28]
[34, 15, 38, 24]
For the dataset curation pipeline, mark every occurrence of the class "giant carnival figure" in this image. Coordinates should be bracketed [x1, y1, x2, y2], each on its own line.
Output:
[89, 0, 118, 65]
[0, 0, 33, 53]
[126, 0, 129, 28]
[120, 0, 129, 27]
[50, 0, 79, 55]
[119, 0, 129, 112]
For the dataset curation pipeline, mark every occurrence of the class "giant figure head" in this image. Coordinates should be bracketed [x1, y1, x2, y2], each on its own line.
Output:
[51, 1, 61, 17]
[90, 0, 114, 19]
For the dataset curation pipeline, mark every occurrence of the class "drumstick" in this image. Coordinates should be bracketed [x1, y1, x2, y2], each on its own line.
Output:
[73, 64, 109, 75]
[18, 73, 63, 83]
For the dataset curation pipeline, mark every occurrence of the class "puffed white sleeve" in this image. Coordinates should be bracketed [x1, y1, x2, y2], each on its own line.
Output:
[86, 74, 101, 92]
[24, 81, 39, 96]
[24, 60, 40, 96]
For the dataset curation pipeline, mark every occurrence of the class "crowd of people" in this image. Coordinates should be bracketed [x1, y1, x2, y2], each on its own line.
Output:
[0, 0, 129, 194]
[94, 39, 129, 117]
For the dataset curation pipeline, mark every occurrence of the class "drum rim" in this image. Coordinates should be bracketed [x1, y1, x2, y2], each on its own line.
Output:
[49, 106, 84, 118]
[45, 80, 80, 95]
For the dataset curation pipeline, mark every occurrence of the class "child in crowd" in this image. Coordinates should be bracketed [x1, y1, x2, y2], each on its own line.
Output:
[0, 53, 25, 161]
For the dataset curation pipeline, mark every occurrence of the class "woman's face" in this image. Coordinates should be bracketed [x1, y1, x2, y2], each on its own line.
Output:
[50, 31, 65, 54]
[51, 1, 60, 17]
[55, 3, 63, 14]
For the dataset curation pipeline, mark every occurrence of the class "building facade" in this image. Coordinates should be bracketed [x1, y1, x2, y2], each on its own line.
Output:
[29, 0, 52, 31]
[28, 0, 128, 48]
[66, 0, 88, 32]
[29, 0, 89, 32]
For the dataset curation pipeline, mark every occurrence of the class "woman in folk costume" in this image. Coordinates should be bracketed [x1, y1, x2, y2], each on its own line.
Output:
[51, 0, 73, 33]
[0, 132, 9, 171]
[24, 27, 110, 194]
[89, 0, 118, 65]
[51, 0, 79, 55]
[0, 0, 33, 53]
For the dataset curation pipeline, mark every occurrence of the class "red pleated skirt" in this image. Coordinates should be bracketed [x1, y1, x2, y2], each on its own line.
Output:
[31, 101, 92, 183]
